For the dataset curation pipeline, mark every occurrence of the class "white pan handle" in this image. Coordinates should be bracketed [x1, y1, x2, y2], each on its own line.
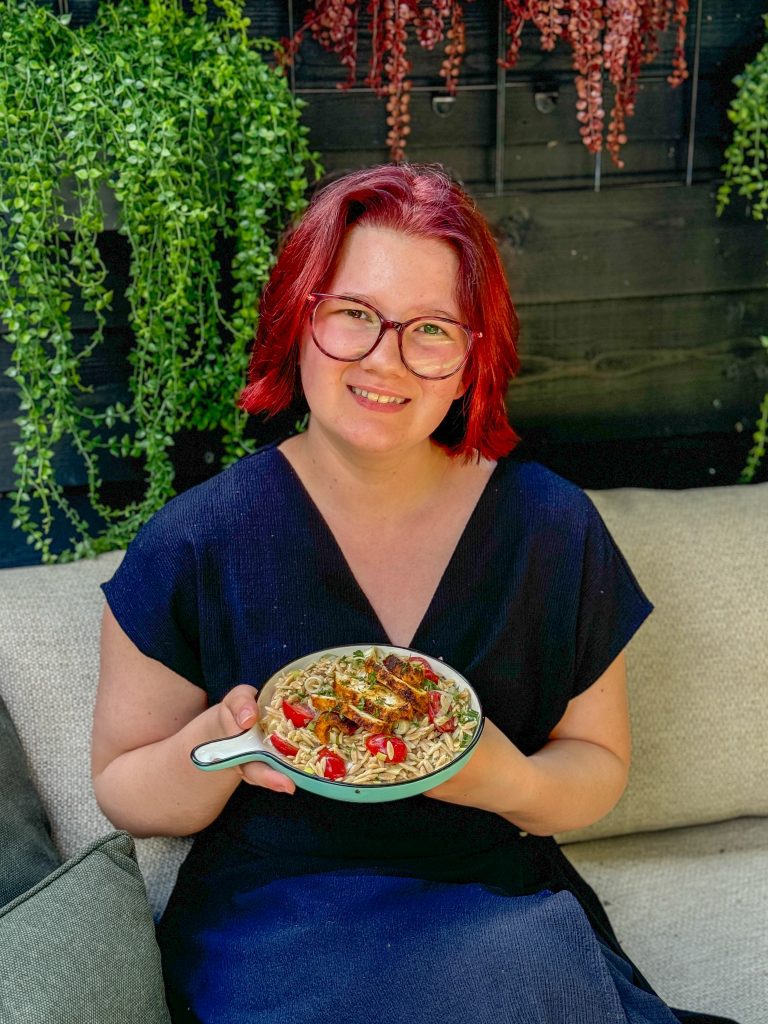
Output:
[191, 728, 275, 771]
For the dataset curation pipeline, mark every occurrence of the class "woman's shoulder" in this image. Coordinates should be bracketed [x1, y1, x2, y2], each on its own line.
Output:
[133, 442, 290, 543]
[493, 454, 594, 523]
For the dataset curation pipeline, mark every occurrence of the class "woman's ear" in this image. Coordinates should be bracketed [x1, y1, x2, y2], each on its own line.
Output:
[452, 373, 468, 400]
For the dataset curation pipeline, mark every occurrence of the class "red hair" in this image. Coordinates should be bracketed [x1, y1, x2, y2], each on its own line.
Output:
[239, 163, 520, 460]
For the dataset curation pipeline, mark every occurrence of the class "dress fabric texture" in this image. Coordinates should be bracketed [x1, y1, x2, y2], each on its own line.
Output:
[101, 444, 733, 1024]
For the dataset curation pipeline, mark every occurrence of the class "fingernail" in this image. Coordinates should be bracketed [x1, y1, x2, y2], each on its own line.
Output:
[237, 708, 254, 727]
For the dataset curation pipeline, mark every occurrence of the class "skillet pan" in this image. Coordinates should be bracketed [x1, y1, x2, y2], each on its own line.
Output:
[191, 644, 484, 803]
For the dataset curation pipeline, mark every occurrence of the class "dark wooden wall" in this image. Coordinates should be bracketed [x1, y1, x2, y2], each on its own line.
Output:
[2, 0, 766, 566]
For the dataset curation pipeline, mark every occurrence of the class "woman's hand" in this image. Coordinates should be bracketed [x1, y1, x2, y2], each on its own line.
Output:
[423, 718, 525, 812]
[216, 684, 296, 794]
[93, 607, 295, 838]
[423, 652, 632, 835]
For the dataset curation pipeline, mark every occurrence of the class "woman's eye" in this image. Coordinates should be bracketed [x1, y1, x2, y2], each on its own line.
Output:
[419, 322, 446, 336]
[342, 307, 372, 322]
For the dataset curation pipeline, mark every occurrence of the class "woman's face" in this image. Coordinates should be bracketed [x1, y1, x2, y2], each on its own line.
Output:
[299, 224, 468, 460]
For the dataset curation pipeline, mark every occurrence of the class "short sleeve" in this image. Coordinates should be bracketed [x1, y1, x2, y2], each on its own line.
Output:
[572, 498, 653, 697]
[101, 502, 204, 688]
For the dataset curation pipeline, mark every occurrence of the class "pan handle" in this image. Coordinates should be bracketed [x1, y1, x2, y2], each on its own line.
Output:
[191, 729, 277, 772]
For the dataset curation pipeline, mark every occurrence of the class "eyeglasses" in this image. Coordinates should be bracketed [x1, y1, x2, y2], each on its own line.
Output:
[307, 293, 479, 380]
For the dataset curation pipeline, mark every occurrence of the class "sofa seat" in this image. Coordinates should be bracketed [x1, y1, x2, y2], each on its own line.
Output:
[563, 817, 768, 1023]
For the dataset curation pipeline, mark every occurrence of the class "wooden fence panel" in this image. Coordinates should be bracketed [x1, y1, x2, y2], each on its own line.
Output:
[2, 0, 766, 567]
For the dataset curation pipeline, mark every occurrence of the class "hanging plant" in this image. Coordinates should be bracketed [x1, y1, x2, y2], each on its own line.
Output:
[717, 16, 768, 483]
[0, 0, 321, 562]
[283, 0, 689, 166]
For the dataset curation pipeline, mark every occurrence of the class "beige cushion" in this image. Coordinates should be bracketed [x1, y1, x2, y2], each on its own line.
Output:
[562, 817, 768, 1024]
[560, 482, 768, 843]
[0, 552, 190, 918]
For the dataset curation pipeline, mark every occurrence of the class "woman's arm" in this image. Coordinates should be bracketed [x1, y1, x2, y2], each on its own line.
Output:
[91, 606, 295, 839]
[424, 651, 631, 835]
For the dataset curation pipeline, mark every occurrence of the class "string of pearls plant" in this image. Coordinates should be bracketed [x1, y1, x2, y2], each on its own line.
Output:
[0, 0, 320, 561]
[717, 16, 768, 483]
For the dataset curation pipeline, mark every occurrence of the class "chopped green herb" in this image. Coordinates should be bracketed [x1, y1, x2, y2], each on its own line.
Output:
[353, 650, 364, 658]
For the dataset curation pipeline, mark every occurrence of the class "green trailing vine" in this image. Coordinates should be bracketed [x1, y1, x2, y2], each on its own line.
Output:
[717, 17, 768, 483]
[0, 0, 321, 560]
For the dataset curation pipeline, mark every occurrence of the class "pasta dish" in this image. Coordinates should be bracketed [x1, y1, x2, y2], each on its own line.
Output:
[258, 648, 480, 785]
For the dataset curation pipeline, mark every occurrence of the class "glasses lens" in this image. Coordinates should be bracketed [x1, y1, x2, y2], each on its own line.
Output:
[313, 297, 381, 360]
[403, 319, 469, 378]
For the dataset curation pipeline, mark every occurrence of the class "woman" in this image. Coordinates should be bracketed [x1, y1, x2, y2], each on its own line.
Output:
[92, 164, 735, 1024]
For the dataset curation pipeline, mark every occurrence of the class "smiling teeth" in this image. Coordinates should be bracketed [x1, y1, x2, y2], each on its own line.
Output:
[350, 387, 407, 405]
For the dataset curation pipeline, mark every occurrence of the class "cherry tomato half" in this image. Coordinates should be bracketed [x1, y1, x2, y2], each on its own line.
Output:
[269, 733, 299, 757]
[365, 733, 408, 763]
[317, 747, 346, 781]
[427, 691, 457, 734]
[282, 700, 314, 728]
[408, 656, 440, 684]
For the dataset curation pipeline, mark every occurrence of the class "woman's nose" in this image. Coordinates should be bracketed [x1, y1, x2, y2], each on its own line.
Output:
[358, 324, 407, 375]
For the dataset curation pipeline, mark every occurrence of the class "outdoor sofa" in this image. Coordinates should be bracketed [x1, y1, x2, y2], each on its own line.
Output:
[0, 479, 766, 1023]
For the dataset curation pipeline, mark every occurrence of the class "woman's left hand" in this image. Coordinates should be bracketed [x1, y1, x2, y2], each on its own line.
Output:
[424, 652, 632, 834]
[422, 718, 526, 813]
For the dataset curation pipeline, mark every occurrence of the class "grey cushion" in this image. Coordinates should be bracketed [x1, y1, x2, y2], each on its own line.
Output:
[0, 551, 191, 918]
[562, 817, 768, 1024]
[561, 482, 768, 843]
[0, 830, 171, 1024]
[0, 693, 62, 905]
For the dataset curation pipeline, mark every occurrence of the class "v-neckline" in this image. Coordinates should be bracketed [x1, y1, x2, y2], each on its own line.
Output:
[273, 446, 501, 649]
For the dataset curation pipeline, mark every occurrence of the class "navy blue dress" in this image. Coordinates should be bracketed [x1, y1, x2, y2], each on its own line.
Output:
[101, 444, 730, 1024]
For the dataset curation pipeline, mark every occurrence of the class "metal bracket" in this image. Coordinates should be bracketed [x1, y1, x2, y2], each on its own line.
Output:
[431, 95, 456, 118]
[533, 83, 559, 115]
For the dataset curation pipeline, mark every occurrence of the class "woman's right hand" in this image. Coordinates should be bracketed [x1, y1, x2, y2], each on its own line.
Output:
[216, 685, 296, 795]
[94, 607, 295, 838]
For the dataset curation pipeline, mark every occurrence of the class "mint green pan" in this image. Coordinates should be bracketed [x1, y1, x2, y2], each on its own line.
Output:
[190, 644, 484, 803]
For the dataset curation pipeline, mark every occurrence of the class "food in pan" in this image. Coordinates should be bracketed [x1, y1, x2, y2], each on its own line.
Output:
[258, 648, 480, 785]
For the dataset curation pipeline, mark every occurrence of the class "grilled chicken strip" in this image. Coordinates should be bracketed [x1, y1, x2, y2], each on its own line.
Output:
[376, 658, 430, 716]
[341, 704, 392, 733]
[333, 667, 413, 725]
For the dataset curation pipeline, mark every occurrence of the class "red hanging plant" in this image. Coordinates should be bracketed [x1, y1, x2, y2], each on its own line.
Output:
[282, 0, 689, 167]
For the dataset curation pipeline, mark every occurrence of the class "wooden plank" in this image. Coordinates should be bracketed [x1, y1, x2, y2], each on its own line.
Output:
[511, 432, 768, 490]
[516, 289, 768, 360]
[307, 143, 726, 194]
[478, 184, 768, 304]
[20, 188, 767, 351]
[301, 76, 717, 150]
[0, 383, 137, 493]
[508, 290, 768, 442]
[508, 345, 766, 441]
[300, 72, 734, 187]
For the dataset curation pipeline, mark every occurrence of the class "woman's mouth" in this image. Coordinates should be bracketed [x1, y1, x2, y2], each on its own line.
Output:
[349, 386, 409, 406]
